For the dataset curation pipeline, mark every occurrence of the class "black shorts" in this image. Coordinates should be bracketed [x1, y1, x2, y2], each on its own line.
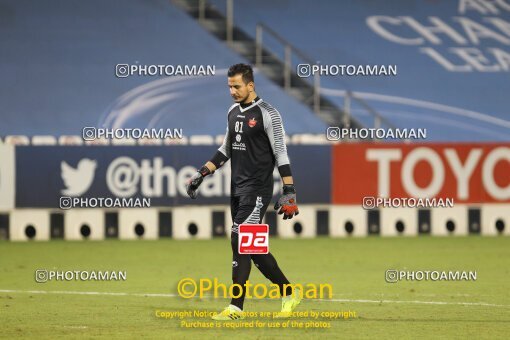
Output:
[230, 194, 272, 233]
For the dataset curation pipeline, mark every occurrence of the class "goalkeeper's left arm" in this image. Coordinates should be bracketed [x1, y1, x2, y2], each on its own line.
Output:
[263, 107, 299, 220]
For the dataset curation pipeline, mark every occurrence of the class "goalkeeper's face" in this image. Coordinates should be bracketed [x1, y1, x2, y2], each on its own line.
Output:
[228, 74, 254, 103]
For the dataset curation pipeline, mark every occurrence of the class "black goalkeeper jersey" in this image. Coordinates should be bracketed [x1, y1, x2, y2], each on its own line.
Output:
[218, 96, 290, 197]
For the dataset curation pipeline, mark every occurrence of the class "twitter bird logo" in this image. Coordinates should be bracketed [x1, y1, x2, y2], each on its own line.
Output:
[61, 159, 97, 196]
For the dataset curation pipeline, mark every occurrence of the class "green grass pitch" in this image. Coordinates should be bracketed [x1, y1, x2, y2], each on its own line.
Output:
[1, 237, 509, 339]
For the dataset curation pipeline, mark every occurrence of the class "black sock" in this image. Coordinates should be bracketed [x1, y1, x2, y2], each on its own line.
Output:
[230, 232, 251, 310]
[251, 252, 293, 296]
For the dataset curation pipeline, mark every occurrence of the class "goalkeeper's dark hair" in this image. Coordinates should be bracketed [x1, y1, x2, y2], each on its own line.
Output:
[228, 63, 254, 84]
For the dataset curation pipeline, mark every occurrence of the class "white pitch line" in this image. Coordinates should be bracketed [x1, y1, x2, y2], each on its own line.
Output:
[0, 289, 179, 298]
[1, 289, 509, 308]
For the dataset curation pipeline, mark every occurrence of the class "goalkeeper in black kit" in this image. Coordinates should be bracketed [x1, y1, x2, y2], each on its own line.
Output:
[185, 63, 301, 320]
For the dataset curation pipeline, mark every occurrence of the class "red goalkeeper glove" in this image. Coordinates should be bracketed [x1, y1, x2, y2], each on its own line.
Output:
[274, 184, 299, 220]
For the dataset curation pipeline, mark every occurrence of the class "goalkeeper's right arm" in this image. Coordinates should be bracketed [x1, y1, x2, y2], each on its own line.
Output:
[185, 126, 230, 199]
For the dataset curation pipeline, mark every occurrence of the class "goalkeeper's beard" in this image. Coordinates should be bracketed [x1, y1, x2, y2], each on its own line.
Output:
[233, 93, 250, 103]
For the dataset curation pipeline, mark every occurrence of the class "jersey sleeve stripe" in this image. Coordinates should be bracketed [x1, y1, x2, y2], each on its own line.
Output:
[260, 102, 290, 167]
[218, 126, 230, 157]
[218, 106, 236, 158]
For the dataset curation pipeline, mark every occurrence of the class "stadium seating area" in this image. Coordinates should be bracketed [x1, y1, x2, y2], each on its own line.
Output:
[0, 0, 508, 141]
[0, 0, 326, 137]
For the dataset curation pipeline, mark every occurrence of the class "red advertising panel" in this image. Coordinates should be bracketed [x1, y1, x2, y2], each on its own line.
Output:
[332, 143, 510, 204]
